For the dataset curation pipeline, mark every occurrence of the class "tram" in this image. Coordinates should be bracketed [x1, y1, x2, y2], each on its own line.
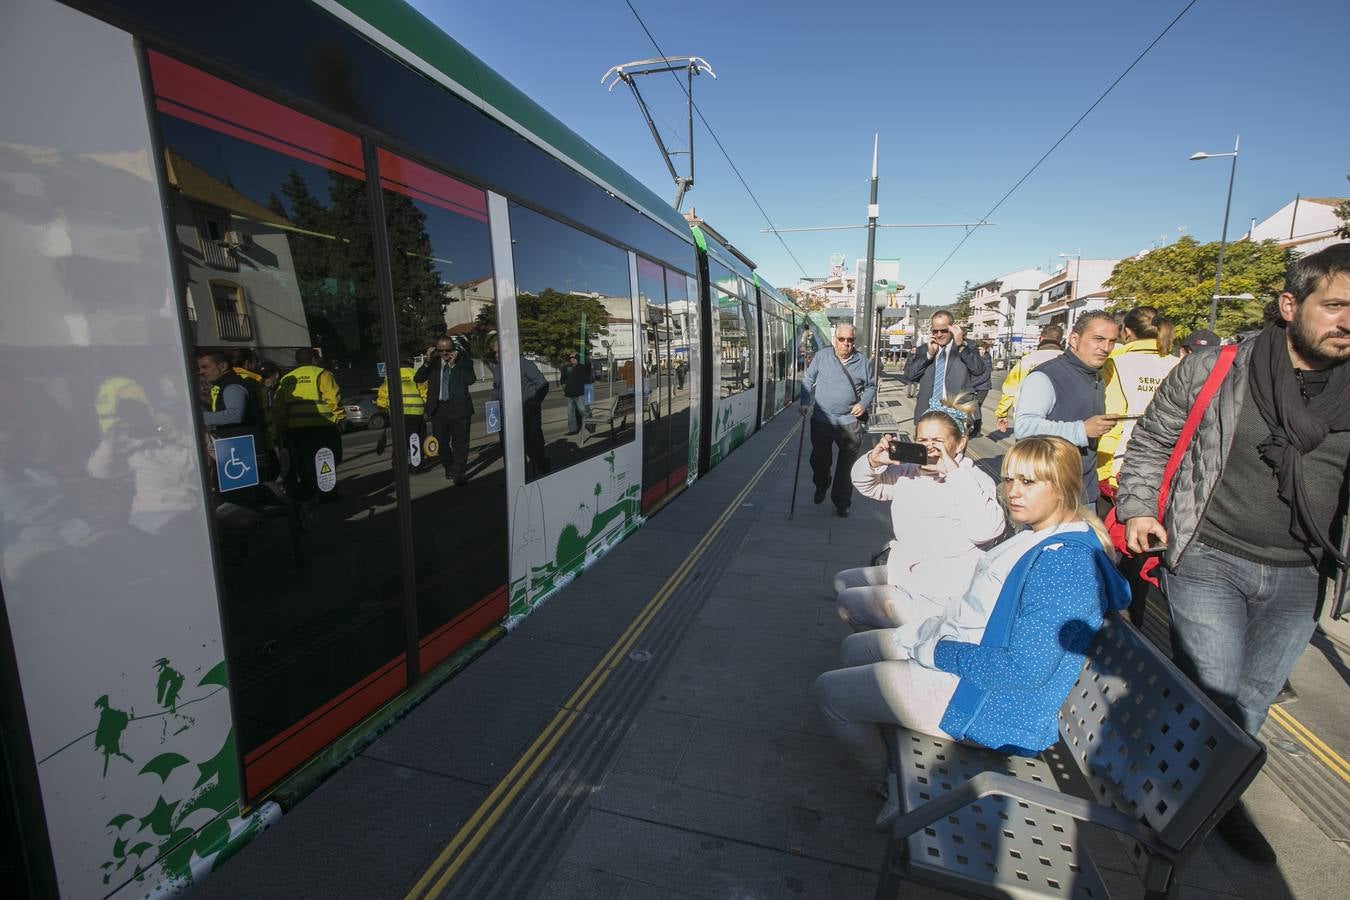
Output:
[0, 1, 821, 896]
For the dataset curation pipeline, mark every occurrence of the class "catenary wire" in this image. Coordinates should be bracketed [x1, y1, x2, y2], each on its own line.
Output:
[914, 0, 1201, 294]
[624, 0, 809, 278]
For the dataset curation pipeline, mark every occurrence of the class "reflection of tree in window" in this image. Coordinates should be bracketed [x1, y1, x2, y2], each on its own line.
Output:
[265, 167, 380, 369]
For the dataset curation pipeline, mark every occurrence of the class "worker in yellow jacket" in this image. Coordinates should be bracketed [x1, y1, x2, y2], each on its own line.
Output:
[994, 325, 1064, 432]
[1095, 307, 1180, 492]
[376, 359, 429, 469]
[276, 348, 344, 500]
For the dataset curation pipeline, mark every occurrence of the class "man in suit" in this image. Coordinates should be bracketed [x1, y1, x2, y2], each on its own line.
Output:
[903, 311, 986, 421]
[416, 335, 476, 484]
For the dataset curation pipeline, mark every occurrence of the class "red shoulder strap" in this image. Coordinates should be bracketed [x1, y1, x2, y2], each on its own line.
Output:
[1156, 344, 1238, 516]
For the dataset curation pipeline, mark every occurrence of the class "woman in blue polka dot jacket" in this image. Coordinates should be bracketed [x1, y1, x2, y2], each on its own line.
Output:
[814, 435, 1130, 780]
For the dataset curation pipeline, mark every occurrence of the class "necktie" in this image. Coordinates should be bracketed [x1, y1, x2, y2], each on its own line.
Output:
[929, 346, 947, 410]
[440, 364, 450, 401]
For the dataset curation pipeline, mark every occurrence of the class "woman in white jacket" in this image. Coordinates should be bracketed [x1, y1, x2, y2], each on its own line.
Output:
[833, 401, 1006, 630]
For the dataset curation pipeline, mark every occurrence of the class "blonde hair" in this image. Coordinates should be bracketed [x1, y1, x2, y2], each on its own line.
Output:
[1002, 436, 1115, 557]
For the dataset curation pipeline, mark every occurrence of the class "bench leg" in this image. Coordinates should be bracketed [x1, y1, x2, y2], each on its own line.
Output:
[873, 835, 904, 900]
[875, 769, 900, 831]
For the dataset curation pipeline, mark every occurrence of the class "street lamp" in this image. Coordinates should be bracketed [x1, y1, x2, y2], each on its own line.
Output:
[1190, 135, 1240, 330]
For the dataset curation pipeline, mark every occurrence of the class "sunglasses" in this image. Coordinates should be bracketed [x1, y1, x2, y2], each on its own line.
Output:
[931, 328, 951, 335]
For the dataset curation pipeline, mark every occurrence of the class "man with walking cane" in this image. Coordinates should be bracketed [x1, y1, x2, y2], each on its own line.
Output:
[798, 324, 875, 518]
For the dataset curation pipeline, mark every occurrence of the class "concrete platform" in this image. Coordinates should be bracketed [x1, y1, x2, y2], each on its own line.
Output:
[195, 366, 1349, 899]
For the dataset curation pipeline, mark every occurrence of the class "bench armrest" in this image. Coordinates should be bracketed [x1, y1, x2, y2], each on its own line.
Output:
[890, 771, 1168, 856]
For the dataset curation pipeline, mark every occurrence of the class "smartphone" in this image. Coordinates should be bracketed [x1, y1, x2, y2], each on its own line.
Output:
[887, 440, 929, 466]
[1138, 537, 1168, 556]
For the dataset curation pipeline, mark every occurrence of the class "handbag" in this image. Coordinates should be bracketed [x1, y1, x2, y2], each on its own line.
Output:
[826, 346, 868, 428]
[1105, 344, 1237, 584]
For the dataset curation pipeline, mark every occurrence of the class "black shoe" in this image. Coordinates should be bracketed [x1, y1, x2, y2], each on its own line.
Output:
[1214, 803, 1276, 863]
[835, 506, 849, 518]
[444, 469, 454, 480]
[813, 486, 828, 504]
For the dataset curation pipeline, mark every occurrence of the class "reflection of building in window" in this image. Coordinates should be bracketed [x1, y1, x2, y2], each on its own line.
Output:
[209, 280, 253, 341]
[164, 150, 310, 355]
[441, 276, 496, 332]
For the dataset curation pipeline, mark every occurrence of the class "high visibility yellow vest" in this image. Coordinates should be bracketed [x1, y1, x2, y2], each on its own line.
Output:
[278, 365, 343, 428]
[377, 367, 427, 416]
[95, 376, 148, 433]
[1096, 340, 1181, 483]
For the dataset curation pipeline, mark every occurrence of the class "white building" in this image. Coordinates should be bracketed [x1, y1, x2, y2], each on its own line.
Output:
[1243, 196, 1347, 256]
[1033, 258, 1119, 331]
[965, 268, 1043, 357]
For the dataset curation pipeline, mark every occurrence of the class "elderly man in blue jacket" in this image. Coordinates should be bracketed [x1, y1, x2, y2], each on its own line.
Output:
[799, 324, 876, 517]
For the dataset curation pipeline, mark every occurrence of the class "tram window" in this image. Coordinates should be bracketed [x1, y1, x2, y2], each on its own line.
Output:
[504, 203, 635, 480]
[711, 263, 747, 399]
[149, 51, 406, 794]
[376, 149, 508, 662]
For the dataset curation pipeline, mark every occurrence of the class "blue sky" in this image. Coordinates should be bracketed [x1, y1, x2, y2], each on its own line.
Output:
[407, 0, 1349, 304]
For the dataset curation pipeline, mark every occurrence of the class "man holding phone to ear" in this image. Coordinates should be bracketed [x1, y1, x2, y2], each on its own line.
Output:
[799, 323, 875, 517]
[904, 311, 986, 424]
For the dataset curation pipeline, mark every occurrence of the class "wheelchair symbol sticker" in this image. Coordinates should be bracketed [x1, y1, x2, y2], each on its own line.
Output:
[486, 400, 501, 435]
[214, 434, 259, 493]
[315, 446, 337, 492]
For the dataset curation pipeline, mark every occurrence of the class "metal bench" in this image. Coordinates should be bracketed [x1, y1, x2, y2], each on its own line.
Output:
[875, 613, 1265, 899]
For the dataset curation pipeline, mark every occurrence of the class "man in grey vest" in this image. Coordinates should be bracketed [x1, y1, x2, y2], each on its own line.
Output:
[1118, 244, 1350, 862]
[1013, 311, 1120, 504]
[799, 324, 875, 517]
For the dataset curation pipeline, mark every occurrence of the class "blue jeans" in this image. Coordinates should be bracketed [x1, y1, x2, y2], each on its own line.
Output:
[1164, 541, 1318, 736]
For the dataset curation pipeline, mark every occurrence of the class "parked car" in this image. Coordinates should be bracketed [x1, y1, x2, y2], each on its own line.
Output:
[343, 390, 385, 431]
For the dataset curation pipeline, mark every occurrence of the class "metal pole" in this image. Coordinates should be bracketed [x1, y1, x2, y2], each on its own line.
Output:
[787, 403, 811, 520]
[1208, 135, 1240, 331]
[861, 135, 880, 357]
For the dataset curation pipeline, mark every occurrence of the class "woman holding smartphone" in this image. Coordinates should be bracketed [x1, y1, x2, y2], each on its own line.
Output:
[834, 397, 1006, 630]
[814, 436, 1129, 781]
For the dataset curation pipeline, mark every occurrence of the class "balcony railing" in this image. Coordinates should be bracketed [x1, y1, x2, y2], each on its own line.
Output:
[215, 309, 254, 342]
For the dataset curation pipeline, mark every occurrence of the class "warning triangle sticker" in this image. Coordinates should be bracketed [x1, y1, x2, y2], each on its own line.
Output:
[319, 462, 333, 474]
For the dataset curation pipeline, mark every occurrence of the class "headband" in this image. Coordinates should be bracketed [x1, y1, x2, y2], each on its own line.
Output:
[924, 403, 969, 429]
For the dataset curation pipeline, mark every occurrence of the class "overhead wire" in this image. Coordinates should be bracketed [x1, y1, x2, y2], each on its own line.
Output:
[914, 0, 1201, 294]
[624, 0, 809, 278]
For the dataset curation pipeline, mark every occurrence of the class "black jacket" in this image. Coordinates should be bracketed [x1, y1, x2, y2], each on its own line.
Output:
[904, 339, 987, 415]
[416, 352, 476, 418]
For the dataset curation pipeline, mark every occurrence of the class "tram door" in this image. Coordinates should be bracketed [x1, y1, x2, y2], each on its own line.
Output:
[374, 149, 509, 677]
[639, 259, 693, 511]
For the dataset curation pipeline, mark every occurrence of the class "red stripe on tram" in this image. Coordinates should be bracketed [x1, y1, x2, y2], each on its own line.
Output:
[243, 656, 407, 799]
[148, 50, 365, 177]
[418, 586, 509, 675]
[377, 149, 488, 222]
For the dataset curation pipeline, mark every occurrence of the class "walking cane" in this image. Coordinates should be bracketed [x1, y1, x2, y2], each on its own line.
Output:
[787, 403, 811, 520]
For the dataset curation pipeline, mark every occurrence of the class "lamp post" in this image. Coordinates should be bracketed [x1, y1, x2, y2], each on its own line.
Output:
[1190, 136, 1240, 330]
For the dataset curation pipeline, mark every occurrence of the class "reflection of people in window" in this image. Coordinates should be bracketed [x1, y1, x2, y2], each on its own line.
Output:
[416, 337, 475, 485]
[561, 352, 593, 435]
[87, 398, 197, 535]
[520, 355, 551, 476]
[275, 348, 344, 500]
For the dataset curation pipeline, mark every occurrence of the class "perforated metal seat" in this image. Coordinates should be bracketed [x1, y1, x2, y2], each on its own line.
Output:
[877, 613, 1266, 900]
[895, 732, 1108, 899]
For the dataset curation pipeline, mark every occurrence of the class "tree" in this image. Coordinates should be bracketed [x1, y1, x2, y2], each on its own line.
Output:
[1103, 236, 1291, 337]
[781, 286, 825, 312]
[950, 280, 974, 321]
[475, 289, 611, 368]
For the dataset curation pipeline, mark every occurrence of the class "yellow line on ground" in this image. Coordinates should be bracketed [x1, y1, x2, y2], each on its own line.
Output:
[406, 425, 797, 899]
[1268, 704, 1350, 784]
